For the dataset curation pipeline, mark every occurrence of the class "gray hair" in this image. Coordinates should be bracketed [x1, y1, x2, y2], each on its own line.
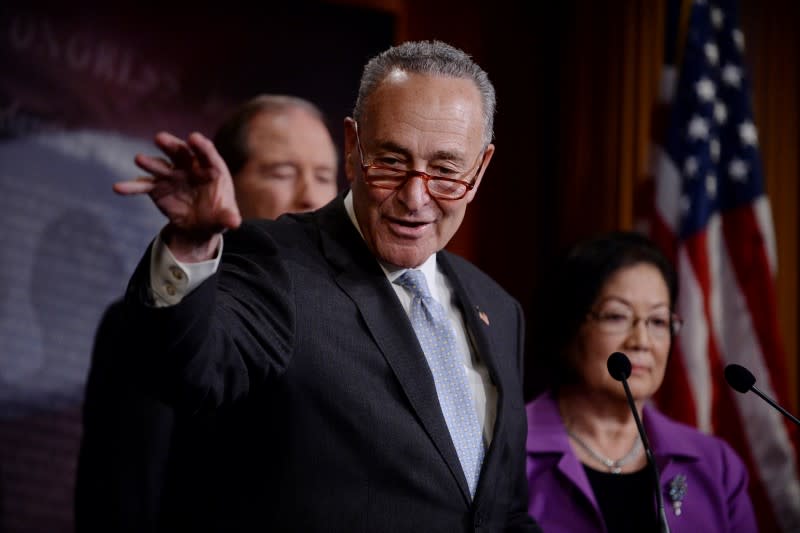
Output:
[214, 94, 332, 177]
[353, 40, 496, 147]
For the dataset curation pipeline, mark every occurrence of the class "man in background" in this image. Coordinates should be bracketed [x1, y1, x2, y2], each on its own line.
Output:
[75, 94, 339, 533]
[214, 94, 338, 219]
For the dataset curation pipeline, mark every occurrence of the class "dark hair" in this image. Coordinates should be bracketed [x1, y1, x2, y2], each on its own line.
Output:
[353, 40, 496, 147]
[213, 94, 330, 178]
[529, 231, 678, 394]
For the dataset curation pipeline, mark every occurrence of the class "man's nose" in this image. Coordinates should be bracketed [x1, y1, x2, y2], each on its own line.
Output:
[295, 172, 326, 211]
[396, 172, 431, 210]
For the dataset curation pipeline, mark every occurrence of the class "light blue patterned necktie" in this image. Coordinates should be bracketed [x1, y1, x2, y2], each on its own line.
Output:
[395, 269, 485, 496]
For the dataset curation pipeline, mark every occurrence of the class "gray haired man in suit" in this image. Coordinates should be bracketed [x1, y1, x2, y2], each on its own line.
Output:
[114, 41, 541, 532]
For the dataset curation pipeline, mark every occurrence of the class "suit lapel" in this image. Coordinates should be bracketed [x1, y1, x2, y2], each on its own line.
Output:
[314, 196, 472, 504]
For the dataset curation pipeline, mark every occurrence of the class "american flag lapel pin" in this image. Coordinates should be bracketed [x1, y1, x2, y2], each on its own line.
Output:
[476, 306, 490, 326]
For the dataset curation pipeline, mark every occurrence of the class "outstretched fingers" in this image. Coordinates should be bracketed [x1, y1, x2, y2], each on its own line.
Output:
[153, 131, 197, 171]
[187, 132, 230, 181]
[117, 130, 241, 237]
[134, 153, 179, 177]
[113, 176, 156, 196]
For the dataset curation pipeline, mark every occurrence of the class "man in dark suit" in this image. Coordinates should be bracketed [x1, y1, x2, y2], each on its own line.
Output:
[114, 41, 541, 532]
[75, 95, 339, 532]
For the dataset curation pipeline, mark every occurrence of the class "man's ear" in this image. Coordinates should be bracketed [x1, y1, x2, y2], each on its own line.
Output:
[343, 118, 358, 185]
[464, 143, 495, 203]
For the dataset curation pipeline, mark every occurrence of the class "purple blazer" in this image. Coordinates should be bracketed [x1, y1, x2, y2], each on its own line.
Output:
[525, 392, 758, 532]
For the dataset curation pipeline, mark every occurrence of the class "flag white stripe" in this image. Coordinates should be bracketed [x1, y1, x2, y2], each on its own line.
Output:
[753, 196, 778, 276]
[676, 245, 713, 433]
[653, 145, 682, 234]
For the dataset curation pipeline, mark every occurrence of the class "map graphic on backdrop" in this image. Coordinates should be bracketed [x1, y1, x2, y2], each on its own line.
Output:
[0, 5, 392, 531]
[0, 132, 159, 413]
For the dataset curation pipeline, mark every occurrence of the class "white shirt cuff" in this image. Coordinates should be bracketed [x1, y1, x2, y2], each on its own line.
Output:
[148, 231, 223, 307]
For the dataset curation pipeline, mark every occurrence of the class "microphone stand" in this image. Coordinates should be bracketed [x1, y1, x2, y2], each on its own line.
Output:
[750, 385, 800, 426]
[620, 378, 670, 533]
[724, 363, 800, 426]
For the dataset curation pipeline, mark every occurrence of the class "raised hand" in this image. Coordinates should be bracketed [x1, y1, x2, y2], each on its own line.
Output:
[114, 131, 241, 261]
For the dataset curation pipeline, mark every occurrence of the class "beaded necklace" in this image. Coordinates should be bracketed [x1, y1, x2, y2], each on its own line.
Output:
[566, 429, 642, 474]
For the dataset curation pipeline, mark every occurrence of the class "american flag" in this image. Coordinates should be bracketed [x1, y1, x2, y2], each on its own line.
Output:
[649, 0, 800, 530]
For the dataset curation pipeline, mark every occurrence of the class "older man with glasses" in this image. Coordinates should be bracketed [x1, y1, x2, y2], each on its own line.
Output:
[112, 41, 541, 532]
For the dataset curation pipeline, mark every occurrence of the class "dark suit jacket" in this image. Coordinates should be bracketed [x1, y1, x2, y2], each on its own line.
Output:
[121, 194, 540, 532]
[76, 300, 171, 533]
[77, 301, 246, 533]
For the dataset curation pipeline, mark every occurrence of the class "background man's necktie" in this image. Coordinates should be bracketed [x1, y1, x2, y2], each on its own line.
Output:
[395, 269, 485, 496]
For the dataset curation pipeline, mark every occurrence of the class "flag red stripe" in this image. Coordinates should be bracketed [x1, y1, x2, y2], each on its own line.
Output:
[721, 205, 790, 403]
[721, 204, 800, 495]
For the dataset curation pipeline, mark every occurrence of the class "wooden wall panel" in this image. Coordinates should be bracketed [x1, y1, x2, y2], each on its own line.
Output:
[742, 0, 800, 411]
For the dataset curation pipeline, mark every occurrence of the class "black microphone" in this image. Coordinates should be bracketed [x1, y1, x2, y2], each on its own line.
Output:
[724, 363, 800, 426]
[607, 352, 670, 533]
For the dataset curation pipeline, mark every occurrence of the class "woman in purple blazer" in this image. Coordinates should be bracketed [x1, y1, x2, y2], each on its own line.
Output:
[525, 232, 757, 532]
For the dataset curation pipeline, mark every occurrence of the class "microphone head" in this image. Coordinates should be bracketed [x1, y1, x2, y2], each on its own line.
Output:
[607, 352, 632, 381]
[724, 363, 756, 393]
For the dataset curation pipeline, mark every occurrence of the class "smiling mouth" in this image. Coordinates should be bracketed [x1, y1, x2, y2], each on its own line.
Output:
[397, 219, 429, 226]
[385, 217, 432, 236]
[387, 215, 432, 227]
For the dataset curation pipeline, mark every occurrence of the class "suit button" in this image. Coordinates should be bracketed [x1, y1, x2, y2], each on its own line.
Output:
[474, 512, 484, 526]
